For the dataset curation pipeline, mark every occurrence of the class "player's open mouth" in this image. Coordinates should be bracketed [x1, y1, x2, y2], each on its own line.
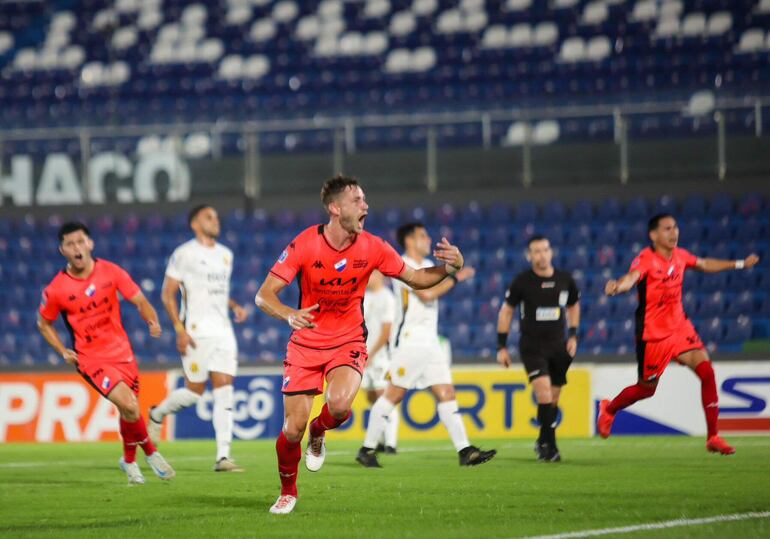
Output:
[359, 214, 367, 225]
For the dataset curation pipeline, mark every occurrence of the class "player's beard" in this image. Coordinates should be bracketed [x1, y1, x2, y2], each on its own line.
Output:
[342, 212, 364, 234]
[203, 225, 220, 239]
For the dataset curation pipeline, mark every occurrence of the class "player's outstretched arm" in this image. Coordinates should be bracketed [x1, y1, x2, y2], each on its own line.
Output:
[36, 315, 77, 365]
[694, 254, 759, 273]
[412, 266, 476, 302]
[255, 274, 319, 330]
[129, 292, 162, 338]
[398, 237, 465, 291]
[495, 302, 515, 368]
[605, 270, 641, 297]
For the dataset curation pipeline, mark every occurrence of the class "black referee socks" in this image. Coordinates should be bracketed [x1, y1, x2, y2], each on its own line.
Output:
[537, 404, 557, 445]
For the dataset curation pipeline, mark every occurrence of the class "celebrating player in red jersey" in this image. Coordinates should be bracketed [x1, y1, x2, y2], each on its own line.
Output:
[255, 175, 468, 514]
[37, 222, 176, 484]
[599, 214, 759, 454]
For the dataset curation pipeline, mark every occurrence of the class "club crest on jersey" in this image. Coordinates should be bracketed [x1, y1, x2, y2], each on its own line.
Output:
[282, 376, 291, 389]
[667, 265, 675, 276]
[85, 284, 96, 297]
[101, 377, 111, 390]
[334, 258, 348, 272]
[278, 250, 288, 263]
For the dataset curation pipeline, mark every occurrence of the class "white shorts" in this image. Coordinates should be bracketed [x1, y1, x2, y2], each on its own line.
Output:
[182, 334, 238, 384]
[388, 342, 453, 390]
[361, 350, 390, 392]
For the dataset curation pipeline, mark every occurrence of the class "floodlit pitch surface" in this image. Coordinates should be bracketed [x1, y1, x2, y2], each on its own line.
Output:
[1, 437, 768, 538]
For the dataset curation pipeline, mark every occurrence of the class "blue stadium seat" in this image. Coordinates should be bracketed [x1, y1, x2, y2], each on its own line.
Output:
[726, 291, 754, 317]
[707, 197, 733, 218]
[681, 196, 707, 218]
[1, 193, 763, 365]
[722, 317, 752, 344]
[698, 317, 723, 344]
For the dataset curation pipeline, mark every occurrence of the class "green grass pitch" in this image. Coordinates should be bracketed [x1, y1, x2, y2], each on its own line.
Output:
[1, 437, 768, 538]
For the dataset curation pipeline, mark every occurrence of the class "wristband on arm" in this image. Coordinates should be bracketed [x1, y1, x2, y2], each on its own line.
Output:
[497, 332, 508, 350]
[735, 259, 745, 270]
[568, 327, 578, 340]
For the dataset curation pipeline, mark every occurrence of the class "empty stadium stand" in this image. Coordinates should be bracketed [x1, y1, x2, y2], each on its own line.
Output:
[1, 192, 767, 366]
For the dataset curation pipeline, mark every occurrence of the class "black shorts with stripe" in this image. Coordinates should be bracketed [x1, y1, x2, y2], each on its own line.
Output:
[518, 337, 574, 386]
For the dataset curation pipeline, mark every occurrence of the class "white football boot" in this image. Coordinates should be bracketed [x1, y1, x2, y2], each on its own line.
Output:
[269, 495, 297, 515]
[305, 434, 326, 472]
[119, 457, 145, 486]
[145, 451, 176, 480]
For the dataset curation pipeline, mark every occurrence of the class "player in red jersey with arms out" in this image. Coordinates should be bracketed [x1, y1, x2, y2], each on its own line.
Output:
[37, 222, 176, 484]
[255, 175, 469, 515]
[598, 214, 759, 454]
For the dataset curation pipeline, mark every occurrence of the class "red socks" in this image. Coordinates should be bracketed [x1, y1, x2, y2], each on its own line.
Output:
[119, 417, 156, 463]
[605, 361, 719, 438]
[276, 431, 301, 497]
[275, 404, 350, 498]
[607, 383, 657, 415]
[695, 361, 719, 438]
[309, 403, 350, 438]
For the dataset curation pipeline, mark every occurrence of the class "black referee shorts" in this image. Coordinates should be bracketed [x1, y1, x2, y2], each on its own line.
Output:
[518, 338, 573, 386]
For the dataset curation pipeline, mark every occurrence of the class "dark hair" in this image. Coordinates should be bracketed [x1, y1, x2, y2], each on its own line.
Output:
[320, 174, 359, 213]
[188, 204, 212, 225]
[396, 222, 426, 249]
[648, 213, 674, 232]
[527, 234, 549, 249]
[58, 222, 91, 243]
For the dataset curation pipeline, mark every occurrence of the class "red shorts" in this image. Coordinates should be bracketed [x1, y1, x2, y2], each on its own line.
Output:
[78, 359, 140, 397]
[282, 341, 368, 395]
[636, 319, 704, 382]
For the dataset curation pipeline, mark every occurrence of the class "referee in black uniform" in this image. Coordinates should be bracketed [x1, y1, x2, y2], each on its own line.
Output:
[496, 235, 581, 462]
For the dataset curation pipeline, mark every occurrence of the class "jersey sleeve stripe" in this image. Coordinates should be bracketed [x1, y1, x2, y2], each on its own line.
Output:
[269, 270, 292, 284]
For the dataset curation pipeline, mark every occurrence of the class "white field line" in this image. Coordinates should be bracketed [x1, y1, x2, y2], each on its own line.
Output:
[525, 511, 770, 539]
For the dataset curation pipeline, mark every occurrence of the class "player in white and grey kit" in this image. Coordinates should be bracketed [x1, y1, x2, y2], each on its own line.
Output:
[360, 269, 399, 453]
[357, 223, 496, 468]
[148, 205, 249, 472]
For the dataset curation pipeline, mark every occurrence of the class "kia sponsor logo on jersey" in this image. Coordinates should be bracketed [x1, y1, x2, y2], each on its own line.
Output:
[172, 373, 284, 440]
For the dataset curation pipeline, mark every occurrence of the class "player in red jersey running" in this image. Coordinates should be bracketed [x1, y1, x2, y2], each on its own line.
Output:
[599, 214, 759, 454]
[37, 222, 176, 484]
[255, 175, 469, 514]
